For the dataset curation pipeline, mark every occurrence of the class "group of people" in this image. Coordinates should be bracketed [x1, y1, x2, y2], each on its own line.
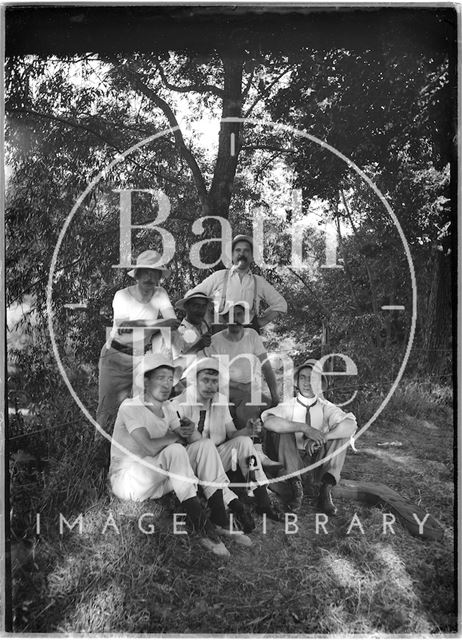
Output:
[96, 235, 357, 556]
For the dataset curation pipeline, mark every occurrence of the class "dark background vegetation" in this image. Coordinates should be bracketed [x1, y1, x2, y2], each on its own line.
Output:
[5, 5, 456, 633]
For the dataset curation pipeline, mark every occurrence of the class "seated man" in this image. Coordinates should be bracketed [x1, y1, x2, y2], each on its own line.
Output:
[202, 302, 279, 428]
[108, 353, 247, 556]
[171, 357, 282, 523]
[261, 359, 357, 515]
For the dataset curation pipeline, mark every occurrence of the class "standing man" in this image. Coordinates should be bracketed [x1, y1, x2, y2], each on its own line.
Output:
[203, 303, 280, 428]
[108, 353, 245, 556]
[171, 357, 282, 523]
[261, 359, 357, 515]
[186, 235, 287, 332]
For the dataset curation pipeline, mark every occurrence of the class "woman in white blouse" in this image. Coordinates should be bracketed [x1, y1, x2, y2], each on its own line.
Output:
[96, 250, 180, 436]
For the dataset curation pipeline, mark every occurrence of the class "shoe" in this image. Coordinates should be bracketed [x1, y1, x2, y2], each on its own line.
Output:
[228, 499, 256, 534]
[317, 483, 337, 516]
[287, 477, 304, 513]
[199, 537, 231, 557]
[232, 506, 256, 534]
[255, 504, 284, 522]
[214, 525, 253, 547]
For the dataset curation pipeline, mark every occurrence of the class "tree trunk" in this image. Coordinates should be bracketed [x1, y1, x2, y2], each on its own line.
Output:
[423, 247, 452, 376]
[206, 53, 244, 219]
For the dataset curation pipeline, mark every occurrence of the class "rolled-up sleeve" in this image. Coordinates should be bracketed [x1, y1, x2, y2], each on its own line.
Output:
[261, 402, 292, 423]
[324, 404, 357, 432]
[258, 277, 287, 313]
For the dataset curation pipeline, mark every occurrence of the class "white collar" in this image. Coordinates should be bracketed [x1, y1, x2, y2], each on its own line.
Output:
[230, 264, 252, 277]
[296, 392, 318, 408]
[197, 395, 214, 410]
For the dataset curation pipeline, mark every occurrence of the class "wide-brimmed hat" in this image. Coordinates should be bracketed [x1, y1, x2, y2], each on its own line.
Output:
[294, 358, 328, 387]
[182, 356, 221, 380]
[181, 356, 228, 391]
[232, 234, 253, 250]
[175, 291, 212, 311]
[136, 353, 183, 387]
[127, 250, 171, 279]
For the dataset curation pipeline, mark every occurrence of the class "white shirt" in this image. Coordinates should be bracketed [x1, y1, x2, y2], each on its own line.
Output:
[261, 394, 357, 450]
[109, 286, 176, 351]
[170, 391, 236, 446]
[204, 328, 266, 385]
[187, 267, 287, 321]
[109, 396, 181, 473]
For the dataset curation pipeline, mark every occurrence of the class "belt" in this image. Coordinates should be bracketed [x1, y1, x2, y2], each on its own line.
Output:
[110, 340, 150, 356]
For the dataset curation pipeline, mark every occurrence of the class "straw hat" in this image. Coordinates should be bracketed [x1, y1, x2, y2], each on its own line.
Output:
[175, 291, 212, 311]
[135, 353, 183, 388]
[128, 250, 171, 279]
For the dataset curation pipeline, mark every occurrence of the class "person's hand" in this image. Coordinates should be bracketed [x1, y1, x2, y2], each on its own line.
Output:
[246, 417, 262, 437]
[304, 427, 326, 446]
[305, 439, 322, 456]
[197, 332, 212, 348]
[117, 327, 133, 335]
[178, 417, 195, 438]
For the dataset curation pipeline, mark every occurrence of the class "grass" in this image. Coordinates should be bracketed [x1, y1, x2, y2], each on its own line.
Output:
[9, 377, 456, 633]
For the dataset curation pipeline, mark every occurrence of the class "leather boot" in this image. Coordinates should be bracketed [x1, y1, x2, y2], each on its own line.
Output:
[208, 489, 228, 528]
[228, 498, 256, 533]
[317, 482, 337, 516]
[287, 477, 304, 512]
[254, 487, 284, 521]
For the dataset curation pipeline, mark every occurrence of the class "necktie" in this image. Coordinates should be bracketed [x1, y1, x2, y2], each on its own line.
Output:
[305, 404, 311, 427]
[296, 397, 315, 425]
[197, 409, 206, 434]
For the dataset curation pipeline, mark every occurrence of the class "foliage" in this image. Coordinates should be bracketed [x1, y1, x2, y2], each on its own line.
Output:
[5, 16, 455, 634]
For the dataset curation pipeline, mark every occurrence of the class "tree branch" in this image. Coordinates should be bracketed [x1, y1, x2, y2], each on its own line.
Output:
[116, 62, 208, 207]
[8, 108, 185, 188]
[287, 267, 330, 318]
[340, 189, 383, 324]
[8, 107, 123, 151]
[334, 204, 362, 313]
[242, 65, 256, 98]
[156, 61, 223, 98]
[244, 66, 295, 117]
[241, 143, 294, 155]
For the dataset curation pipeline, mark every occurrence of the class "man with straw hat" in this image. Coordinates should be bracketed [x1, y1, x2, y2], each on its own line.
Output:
[108, 353, 242, 556]
[171, 356, 283, 526]
[261, 358, 357, 515]
[96, 249, 180, 439]
[172, 291, 213, 363]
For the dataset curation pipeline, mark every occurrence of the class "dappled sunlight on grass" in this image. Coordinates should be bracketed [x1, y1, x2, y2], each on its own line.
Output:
[318, 535, 431, 633]
[58, 583, 127, 633]
[357, 447, 449, 480]
[10, 374, 454, 633]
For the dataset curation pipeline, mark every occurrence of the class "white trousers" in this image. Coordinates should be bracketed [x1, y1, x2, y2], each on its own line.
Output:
[110, 440, 238, 505]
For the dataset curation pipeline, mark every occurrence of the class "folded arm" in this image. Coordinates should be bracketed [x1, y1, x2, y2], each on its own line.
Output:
[324, 418, 357, 441]
[263, 415, 326, 445]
